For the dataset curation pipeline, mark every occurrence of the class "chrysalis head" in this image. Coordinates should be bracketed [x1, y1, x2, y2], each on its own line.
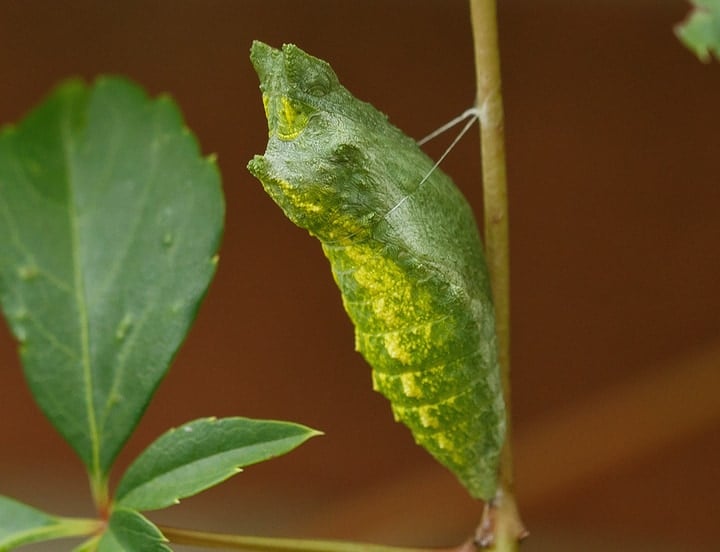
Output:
[248, 41, 387, 242]
[250, 41, 339, 140]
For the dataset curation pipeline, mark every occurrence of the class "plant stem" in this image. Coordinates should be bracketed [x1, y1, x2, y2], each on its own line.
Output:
[468, 0, 526, 548]
[89, 472, 109, 517]
[160, 526, 469, 552]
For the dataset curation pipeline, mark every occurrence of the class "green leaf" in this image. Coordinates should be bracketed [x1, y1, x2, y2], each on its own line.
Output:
[0, 495, 98, 551]
[0, 77, 224, 484]
[73, 538, 102, 552]
[96, 508, 170, 552]
[115, 417, 321, 511]
[676, 0, 720, 62]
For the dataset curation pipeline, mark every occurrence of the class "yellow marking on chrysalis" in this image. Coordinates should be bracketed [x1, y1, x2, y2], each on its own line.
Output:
[392, 403, 440, 429]
[340, 245, 437, 365]
[277, 96, 309, 140]
[434, 432, 453, 450]
[323, 217, 369, 243]
[262, 94, 270, 120]
[263, 95, 311, 140]
[399, 372, 423, 398]
[384, 333, 413, 364]
[281, 97, 297, 127]
[372, 370, 423, 400]
[416, 405, 440, 428]
[276, 179, 323, 213]
[346, 247, 434, 325]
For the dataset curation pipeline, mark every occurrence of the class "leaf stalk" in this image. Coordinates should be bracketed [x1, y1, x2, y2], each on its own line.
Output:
[89, 472, 110, 516]
[161, 526, 469, 552]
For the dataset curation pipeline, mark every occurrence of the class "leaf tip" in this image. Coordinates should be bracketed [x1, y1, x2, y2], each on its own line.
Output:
[675, 0, 720, 63]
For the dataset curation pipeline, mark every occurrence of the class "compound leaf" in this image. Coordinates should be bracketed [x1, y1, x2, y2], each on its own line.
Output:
[95, 508, 170, 552]
[676, 0, 720, 61]
[0, 77, 224, 484]
[0, 495, 97, 551]
[115, 417, 321, 511]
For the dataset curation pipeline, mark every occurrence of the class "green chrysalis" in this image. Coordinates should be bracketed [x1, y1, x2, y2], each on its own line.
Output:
[247, 41, 505, 500]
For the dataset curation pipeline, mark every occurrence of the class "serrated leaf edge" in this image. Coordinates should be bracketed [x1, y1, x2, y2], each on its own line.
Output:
[114, 417, 321, 511]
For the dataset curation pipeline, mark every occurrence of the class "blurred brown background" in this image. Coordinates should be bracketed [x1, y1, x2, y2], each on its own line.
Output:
[1, 1, 719, 551]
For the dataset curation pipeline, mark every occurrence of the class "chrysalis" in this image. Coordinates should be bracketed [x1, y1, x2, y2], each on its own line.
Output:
[247, 41, 505, 500]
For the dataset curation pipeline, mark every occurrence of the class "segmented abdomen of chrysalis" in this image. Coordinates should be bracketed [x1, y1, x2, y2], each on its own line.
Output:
[247, 41, 505, 500]
[323, 233, 504, 500]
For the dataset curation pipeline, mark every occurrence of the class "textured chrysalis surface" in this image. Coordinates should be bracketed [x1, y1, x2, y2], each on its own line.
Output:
[247, 41, 505, 500]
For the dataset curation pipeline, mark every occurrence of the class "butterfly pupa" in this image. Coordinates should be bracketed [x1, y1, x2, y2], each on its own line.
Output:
[247, 41, 505, 501]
